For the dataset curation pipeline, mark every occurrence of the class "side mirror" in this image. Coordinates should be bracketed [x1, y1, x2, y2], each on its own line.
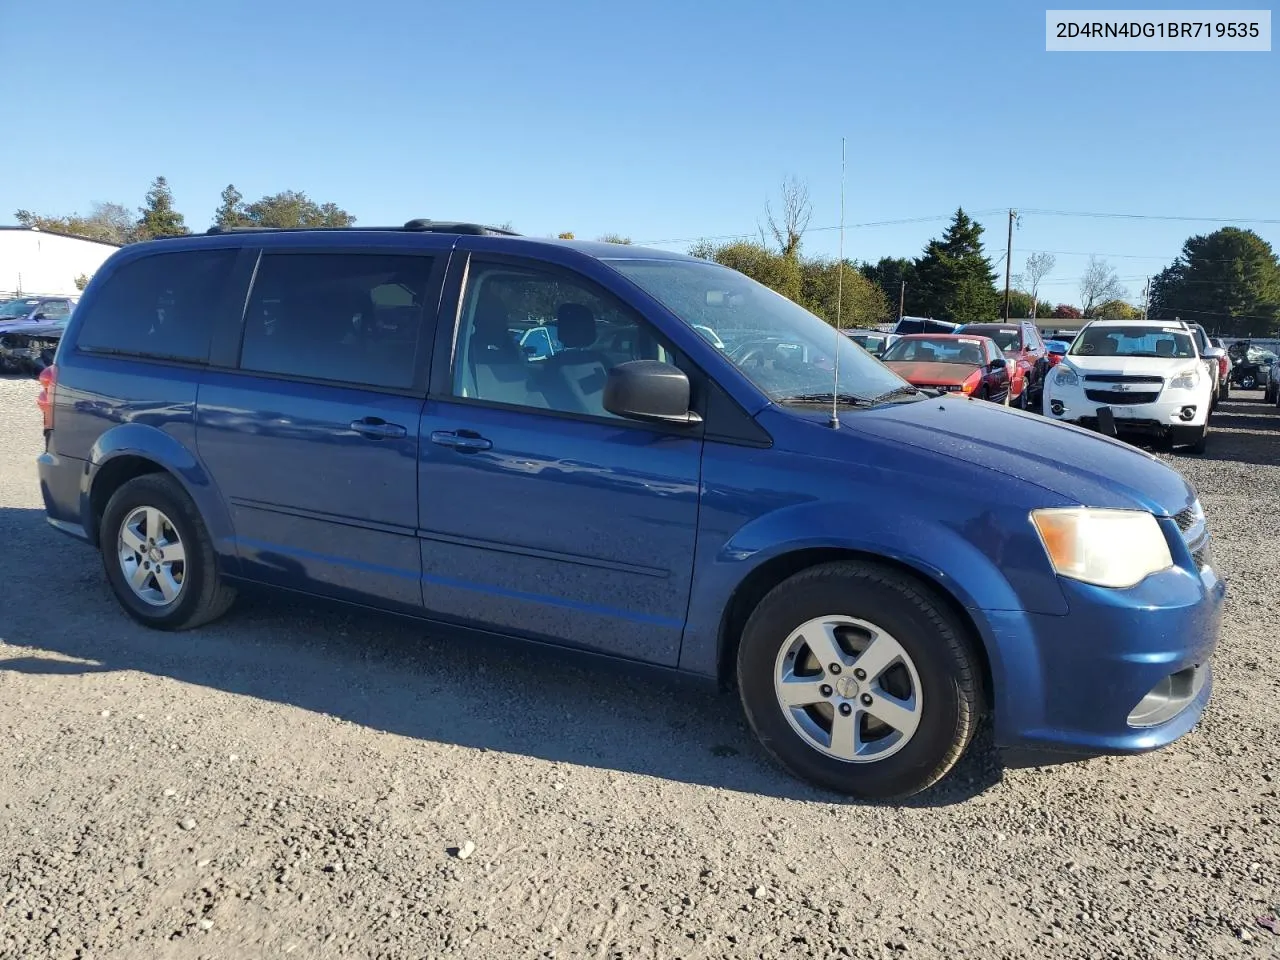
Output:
[990, 359, 1006, 372]
[31, 312, 47, 321]
[603, 360, 702, 426]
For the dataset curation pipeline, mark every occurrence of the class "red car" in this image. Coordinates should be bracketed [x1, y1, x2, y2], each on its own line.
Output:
[955, 321, 1050, 410]
[879, 334, 1012, 403]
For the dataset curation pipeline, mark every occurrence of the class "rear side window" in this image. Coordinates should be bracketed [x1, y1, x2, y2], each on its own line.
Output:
[75, 251, 234, 362]
[239, 253, 435, 389]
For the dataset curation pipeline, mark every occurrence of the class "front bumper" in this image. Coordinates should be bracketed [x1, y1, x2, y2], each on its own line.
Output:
[1044, 380, 1209, 431]
[977, 527, 1224, 756]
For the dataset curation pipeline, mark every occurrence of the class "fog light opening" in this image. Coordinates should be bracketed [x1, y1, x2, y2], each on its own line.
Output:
[1127, 665, 1202, 728]
[1180, 406, 1196, 421]
[1050, 399, 1065, 416]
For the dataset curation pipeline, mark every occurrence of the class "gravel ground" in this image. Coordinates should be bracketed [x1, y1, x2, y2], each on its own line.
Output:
[0, 374, 1277, 960]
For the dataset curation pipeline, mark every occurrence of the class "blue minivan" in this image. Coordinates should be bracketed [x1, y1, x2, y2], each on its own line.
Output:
[35, 221, 1225, 798]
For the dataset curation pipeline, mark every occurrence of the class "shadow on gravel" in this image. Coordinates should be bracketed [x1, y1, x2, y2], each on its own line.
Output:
[0, 505, 1006, 807]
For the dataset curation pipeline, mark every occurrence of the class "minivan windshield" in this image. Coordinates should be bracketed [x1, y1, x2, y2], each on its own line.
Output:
[606, 258, 913, 405]
[1071, 325, 1197, 359]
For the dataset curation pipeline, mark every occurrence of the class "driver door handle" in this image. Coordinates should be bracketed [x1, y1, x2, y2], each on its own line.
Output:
[350, 417, 407, 440]
[430, 429, 493, 453]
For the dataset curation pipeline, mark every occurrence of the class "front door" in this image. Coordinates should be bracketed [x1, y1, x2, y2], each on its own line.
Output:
[415, 255, 703, 665]
[197, 246, 445, 612]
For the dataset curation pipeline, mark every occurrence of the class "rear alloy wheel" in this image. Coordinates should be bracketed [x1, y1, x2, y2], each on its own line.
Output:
[1241, 374, 1257, 390]
[736, 561, 982, 799]
[100, 474, 236, 630]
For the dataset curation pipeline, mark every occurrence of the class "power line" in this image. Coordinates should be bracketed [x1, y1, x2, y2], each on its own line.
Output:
[633, 209, 1007, 247]
[1018, 208, 1280, 225]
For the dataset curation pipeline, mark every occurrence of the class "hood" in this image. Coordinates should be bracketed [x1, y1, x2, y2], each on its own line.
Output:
[1063, 355, 1196, 378]
[0, 318, 37, 333]
[833, 397, 1195, 516]
[883, 360, 976, 386]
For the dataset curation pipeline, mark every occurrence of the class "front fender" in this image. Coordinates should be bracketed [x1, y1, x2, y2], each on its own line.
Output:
[85, 423, 235, 562]
[678, 490, 1068, 681]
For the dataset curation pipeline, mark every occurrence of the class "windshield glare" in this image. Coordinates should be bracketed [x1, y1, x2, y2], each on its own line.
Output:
[0, 299, 39, 317]
[606, 258, 908, 403]
[1071, 326, 1196, 359]
[882, 336, 987, 365]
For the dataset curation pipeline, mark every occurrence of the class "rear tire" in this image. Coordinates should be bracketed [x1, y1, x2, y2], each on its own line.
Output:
[736, 561, 982, 800]
[99, 474, 237, 631]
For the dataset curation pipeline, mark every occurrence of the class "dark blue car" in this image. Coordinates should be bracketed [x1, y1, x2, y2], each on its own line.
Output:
[34, 221, 1224, 799]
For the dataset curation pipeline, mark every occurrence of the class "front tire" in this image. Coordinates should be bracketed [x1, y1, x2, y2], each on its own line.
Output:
[99, 474, 237, 630]
[736, 562, 982, 800]
[1173, 424, 1208, 454]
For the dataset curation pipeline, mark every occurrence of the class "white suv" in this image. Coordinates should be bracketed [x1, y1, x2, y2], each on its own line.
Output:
[1043, 319, 1212, 453]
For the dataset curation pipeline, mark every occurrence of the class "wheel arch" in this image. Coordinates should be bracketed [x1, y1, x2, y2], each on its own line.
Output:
[715, 546, 994, 711]
[83, 424, 234, 560]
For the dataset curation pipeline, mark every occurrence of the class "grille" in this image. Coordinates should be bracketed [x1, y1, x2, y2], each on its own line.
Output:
[1173, 506, 1198, 531]
[1085, 389, 1160, 405]
[1084, 374, 1165, 384]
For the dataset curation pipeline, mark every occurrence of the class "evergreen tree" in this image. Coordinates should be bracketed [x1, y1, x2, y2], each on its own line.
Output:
[213, 184, 249, 229]
[136, 176, 188, 239]
[1149, 227, 1280, 336]
[912, 209, 1000, 324]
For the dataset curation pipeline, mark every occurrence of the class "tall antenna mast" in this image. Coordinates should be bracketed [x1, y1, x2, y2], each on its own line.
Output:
[830, 136, 846, 429]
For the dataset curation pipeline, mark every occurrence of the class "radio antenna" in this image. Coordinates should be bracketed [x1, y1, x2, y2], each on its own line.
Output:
[830, 136, 846, 429]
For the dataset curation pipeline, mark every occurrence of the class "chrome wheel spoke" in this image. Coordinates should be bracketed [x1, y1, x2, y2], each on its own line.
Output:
[828, 710, 862, 761]
[120, 524, 147, 556]
[777, 675, 829, 708]
[144, 507, 164, 542]
[155, 567, 181, 603]
[128, 560, 152, 592]
[800, 621, 846, 670]
[864, 692, 920, 738]
[158, 540, 185, 565]
[851, 632, 905, 683]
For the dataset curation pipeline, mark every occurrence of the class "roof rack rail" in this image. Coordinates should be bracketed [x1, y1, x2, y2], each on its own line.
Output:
[401, 219, 520, 236]
[205, 220, 521, 237]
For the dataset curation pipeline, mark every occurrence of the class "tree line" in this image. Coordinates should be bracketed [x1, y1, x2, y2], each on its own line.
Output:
[15, 176, 357, 246]
[16, 175, 1280, 335]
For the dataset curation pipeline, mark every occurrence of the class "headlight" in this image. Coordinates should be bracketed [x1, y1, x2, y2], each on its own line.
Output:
[1054, 365, 1079, 387]
[1170, 367, 1200, 389]
[1031, 508, 1173, 588]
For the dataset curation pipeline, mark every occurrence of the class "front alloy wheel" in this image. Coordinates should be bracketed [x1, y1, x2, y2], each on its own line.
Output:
[774, 616, 923, 763]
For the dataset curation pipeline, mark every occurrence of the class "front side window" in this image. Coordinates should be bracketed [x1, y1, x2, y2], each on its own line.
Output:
[452, 263, 673, 418]
[75, 251, 234, 362]
[240, 253, 435, 389]
[1071, 326, 1197, 359]
[39, 300, 71, 320]
[608, 257, 910, 405]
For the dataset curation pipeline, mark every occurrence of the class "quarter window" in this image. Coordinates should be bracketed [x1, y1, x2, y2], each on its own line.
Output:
[239, 253, 435, 389]
[75, 251, 235, 362]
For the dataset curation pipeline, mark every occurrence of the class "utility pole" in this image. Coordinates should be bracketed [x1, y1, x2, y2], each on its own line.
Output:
[1003, 208, 1015, 320]
[899, 281, 905, 321]
[1142, 276, 1151, 320]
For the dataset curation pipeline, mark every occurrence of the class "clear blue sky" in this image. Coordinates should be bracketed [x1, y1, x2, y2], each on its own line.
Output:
[3, 0, 1276, 306]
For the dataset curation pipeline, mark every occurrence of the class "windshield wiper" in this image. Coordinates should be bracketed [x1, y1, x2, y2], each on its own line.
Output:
[869, 385, 922, 404]
[780, 392, 874, 407]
